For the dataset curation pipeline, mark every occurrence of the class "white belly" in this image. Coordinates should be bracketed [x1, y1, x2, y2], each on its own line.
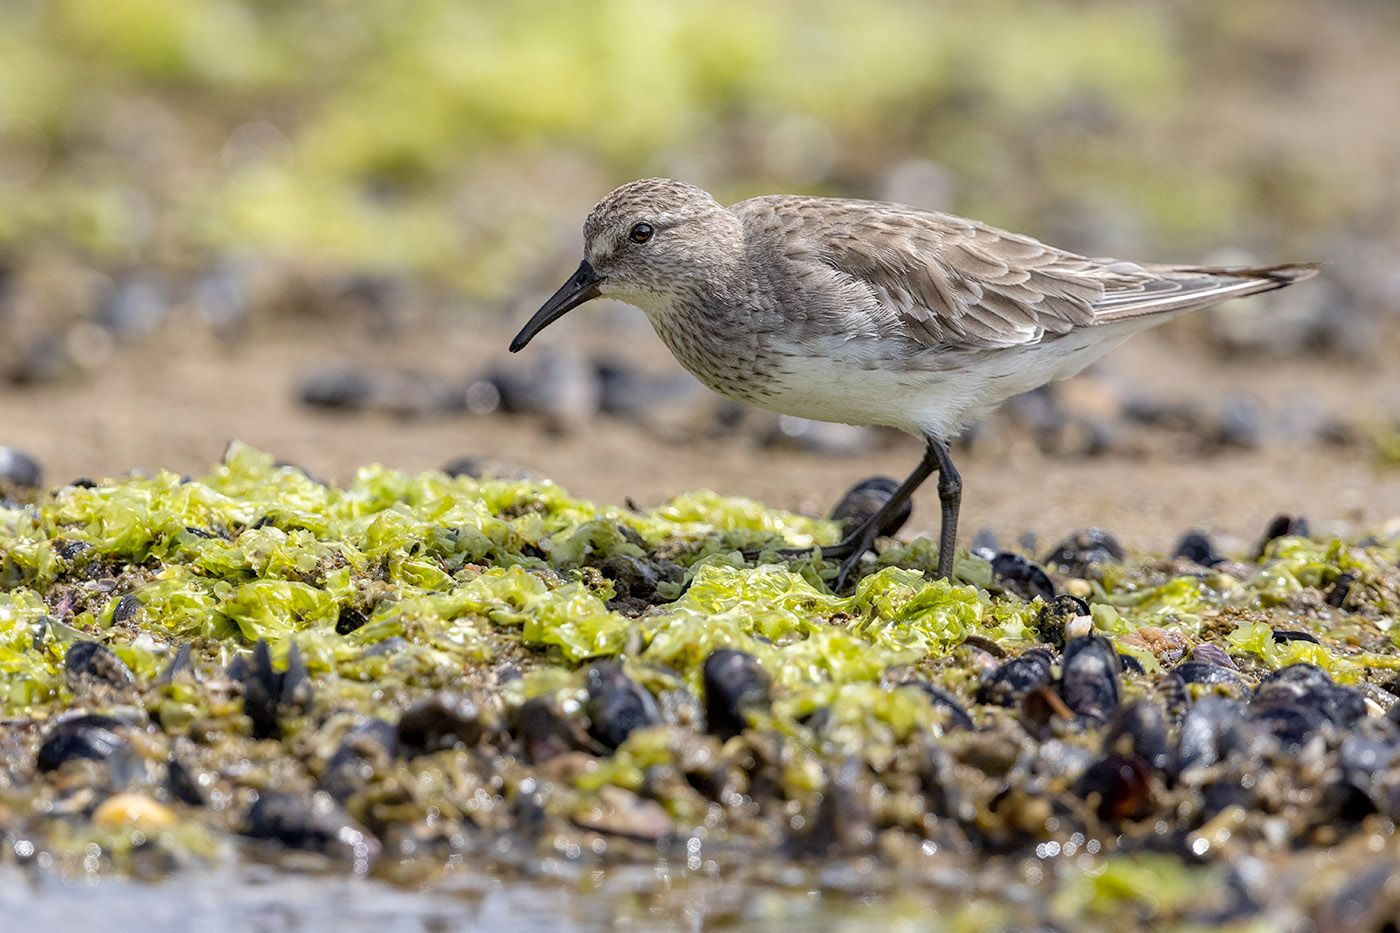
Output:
[750, 322, 1153, 438]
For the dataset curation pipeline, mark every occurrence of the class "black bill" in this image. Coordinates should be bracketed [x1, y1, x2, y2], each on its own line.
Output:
[509, 260, 604, 352]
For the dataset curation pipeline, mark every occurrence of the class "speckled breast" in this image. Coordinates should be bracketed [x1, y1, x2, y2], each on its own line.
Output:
[646, 307, 782, 408]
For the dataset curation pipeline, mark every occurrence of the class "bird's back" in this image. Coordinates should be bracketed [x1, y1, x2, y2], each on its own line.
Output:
[731, 193, 1317, 352]
[713, 192, 1316, 436]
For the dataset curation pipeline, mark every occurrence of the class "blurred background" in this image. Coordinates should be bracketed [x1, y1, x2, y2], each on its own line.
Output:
[1, 0, 1398, 551]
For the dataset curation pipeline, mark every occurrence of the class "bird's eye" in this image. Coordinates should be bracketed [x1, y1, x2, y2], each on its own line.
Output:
[628, 222, 654, 244]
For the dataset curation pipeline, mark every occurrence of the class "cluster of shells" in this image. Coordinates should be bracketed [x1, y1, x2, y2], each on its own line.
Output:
[5, 582, 1400, 923]
[3, 448, 1400, 925]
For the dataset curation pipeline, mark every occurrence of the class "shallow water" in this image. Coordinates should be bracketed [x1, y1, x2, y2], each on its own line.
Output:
[0, 866, 589, 933]
[0, 865, 959, 933]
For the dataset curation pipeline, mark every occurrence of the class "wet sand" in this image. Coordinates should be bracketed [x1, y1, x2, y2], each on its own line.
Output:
[3, 311, 1397, 555]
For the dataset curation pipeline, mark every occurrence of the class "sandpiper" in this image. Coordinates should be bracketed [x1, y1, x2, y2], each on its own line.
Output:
[510, 178, 1317, 588]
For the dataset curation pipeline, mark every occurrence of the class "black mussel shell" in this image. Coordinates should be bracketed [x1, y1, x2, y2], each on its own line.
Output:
[0, 446, 42, 488]
[1174, 696, 1247, 777]
[1060, 635, 1121, 723]
[515, 696, 595, 764]
[702, 649, 771, 741]
[584, 660, 662, 750]
[35, 713, 142, 787]
[1103, 701, 1170, 772]
[240, 639, 313, 740]
[1253, 663, 1366, 728]
[1075, 753, 1153, 821]
[990, 551, 1056, 601]
[1043, 528, 1123, 576]
[245, 791, 380, 866]
[397, 693, 485, 752]
[829, 477, 911, 539]
[1254, 514, 1309, 559]
[320, 719, 399, 803]
[977, 648, 1055, 707]
[1172, 530, 1223, 567]
[908, 680, 975, 731]
[64, 640, 136, 690]
[1037, 594, 1090, 649]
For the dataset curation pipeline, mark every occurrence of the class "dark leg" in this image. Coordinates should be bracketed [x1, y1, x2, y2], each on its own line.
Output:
[927, 437, 961, 582]
[830, 435, 943, 589]
[745, 434, 962, 590]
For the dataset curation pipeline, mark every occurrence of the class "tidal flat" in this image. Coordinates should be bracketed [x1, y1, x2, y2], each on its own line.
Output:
[1, 445, 1399, 929]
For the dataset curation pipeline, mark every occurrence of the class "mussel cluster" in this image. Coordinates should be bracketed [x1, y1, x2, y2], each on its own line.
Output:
[3, 452, 1400, 926]
[8, 609, 1400, 922]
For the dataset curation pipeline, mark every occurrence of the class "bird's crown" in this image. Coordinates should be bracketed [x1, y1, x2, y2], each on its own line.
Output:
[583, 178, 720, 244]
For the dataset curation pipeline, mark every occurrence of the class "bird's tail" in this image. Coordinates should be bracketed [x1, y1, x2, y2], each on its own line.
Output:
[1094, 261, 1321, 322]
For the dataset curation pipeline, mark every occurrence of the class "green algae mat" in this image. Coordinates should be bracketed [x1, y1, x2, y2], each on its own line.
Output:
[3, 443, 1400, 929]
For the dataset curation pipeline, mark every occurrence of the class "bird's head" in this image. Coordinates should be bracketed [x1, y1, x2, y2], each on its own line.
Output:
[509, 178, 740, 352]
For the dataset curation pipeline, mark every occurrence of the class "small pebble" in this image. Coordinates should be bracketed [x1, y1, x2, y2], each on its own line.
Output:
[299, 365, 376, 410]
[1063, 578, 1093, 598]
[93, 792, 177, 830]
[1192, 643, 1238, 670]
[0, 446, 42, 488]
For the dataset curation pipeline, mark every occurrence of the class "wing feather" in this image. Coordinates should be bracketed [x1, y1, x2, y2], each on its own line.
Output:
[736, 195, 1318, 350]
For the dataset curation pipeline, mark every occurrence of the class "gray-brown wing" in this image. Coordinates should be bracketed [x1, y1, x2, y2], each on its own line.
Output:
[741, 196, 1316, 350]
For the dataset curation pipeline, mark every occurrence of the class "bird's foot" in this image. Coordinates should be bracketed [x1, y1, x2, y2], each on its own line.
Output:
[741, 543, 806, 563]
[741, 529, 878, 592]
[741, 532, 862, 564]
[832, 524, 884, 592]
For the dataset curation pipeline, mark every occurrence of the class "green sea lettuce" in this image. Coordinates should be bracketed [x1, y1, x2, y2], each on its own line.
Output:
[0, 443, 1396, 735]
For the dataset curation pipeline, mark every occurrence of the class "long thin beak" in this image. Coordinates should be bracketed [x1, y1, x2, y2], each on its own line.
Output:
[509, 260, 605, 352]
